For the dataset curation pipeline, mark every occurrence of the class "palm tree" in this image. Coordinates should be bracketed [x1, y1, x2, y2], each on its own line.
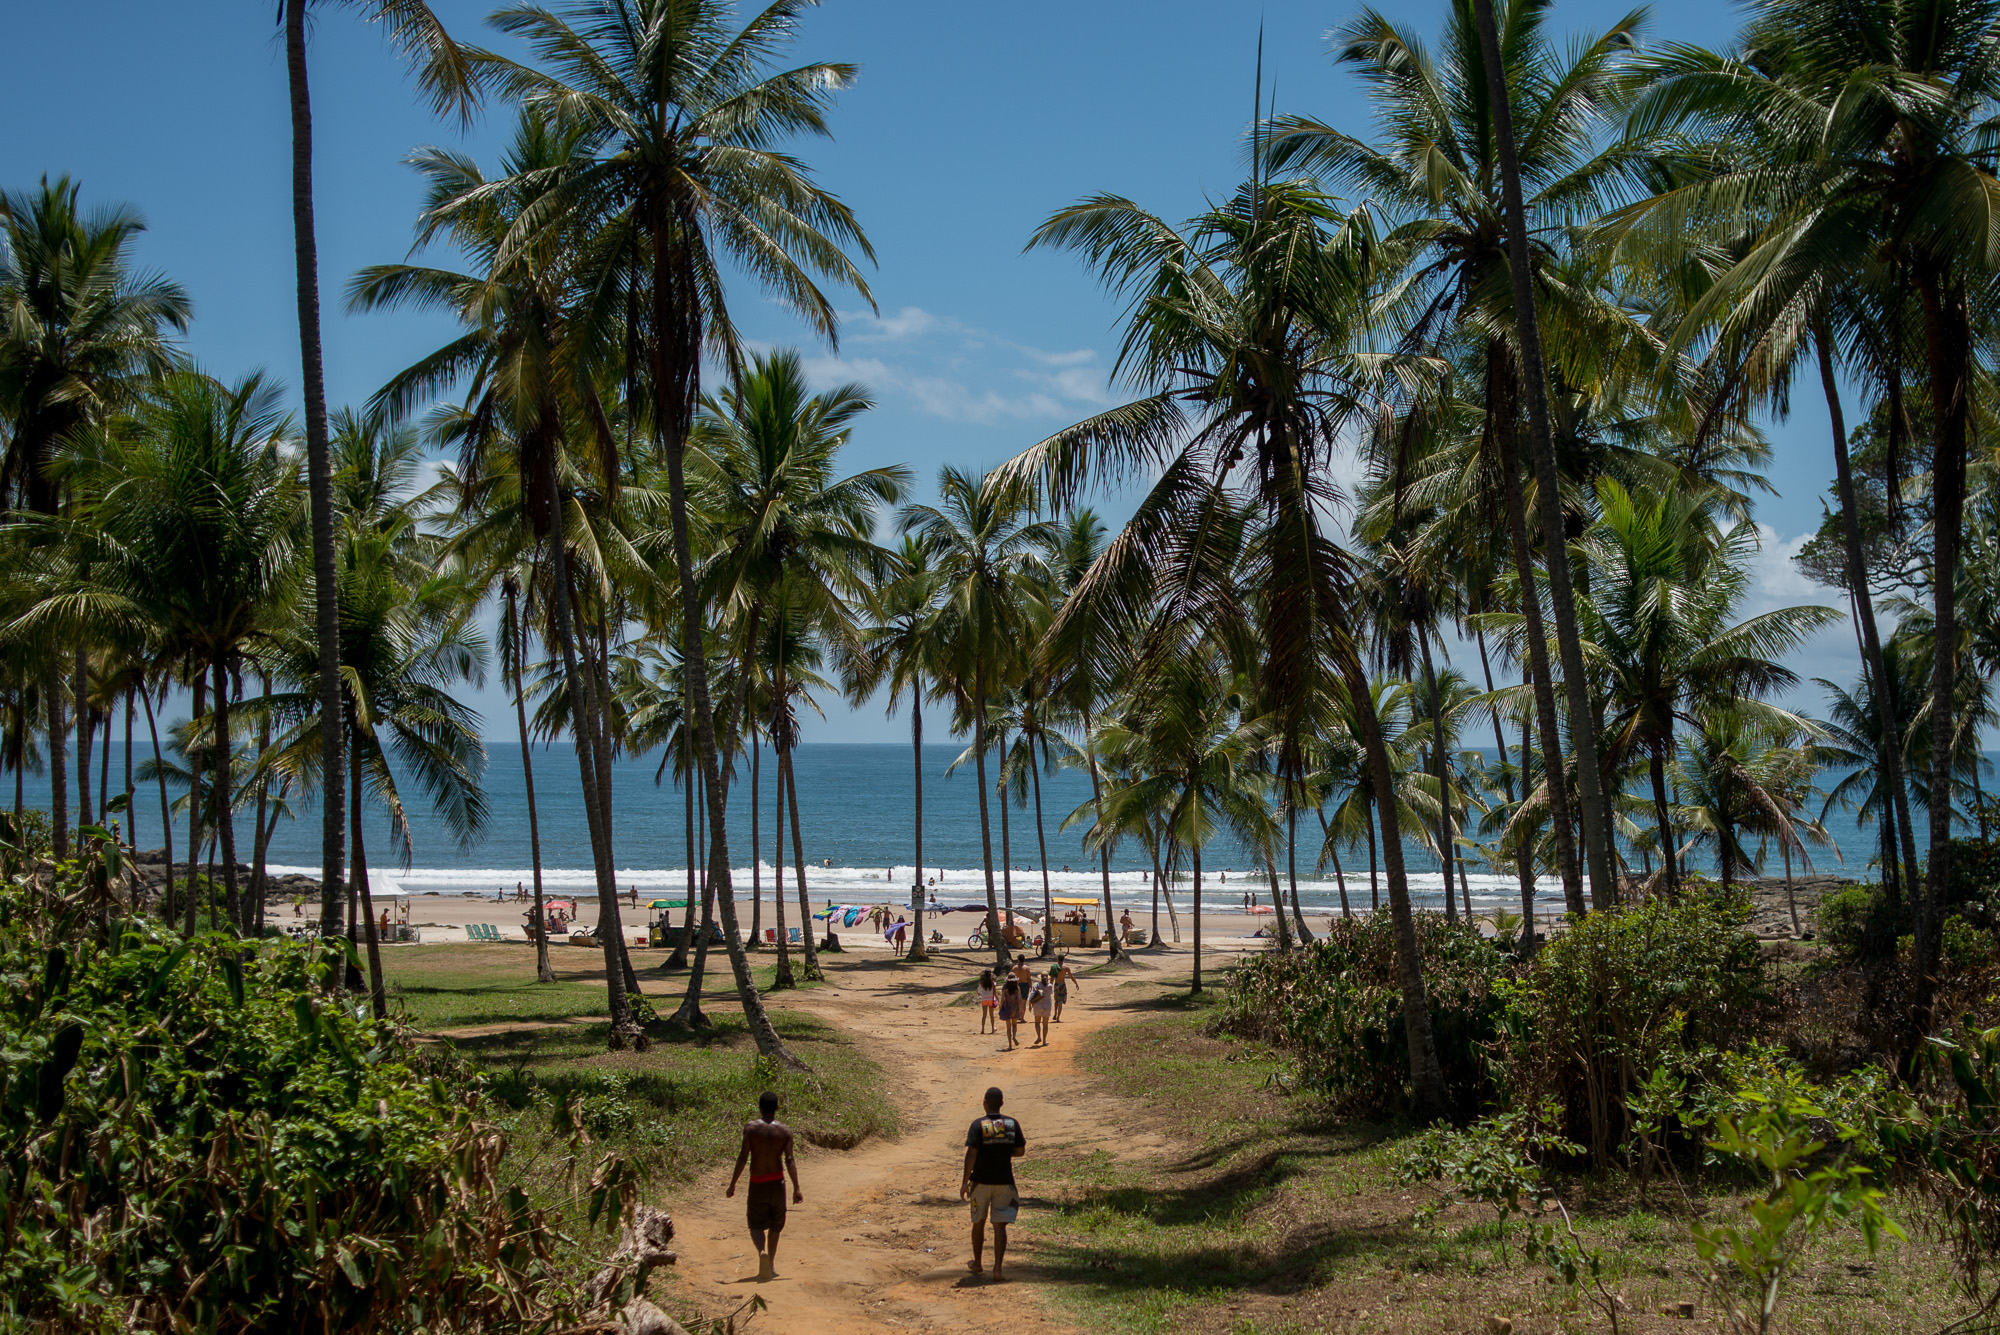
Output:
[50, 370, 305, 936]
[282, 0, 478, 948]
[357, 111, 650, 1039]
[1005, 171, 1452, 1115]
[1095, 648, 1276, 994]
[900, 466, 1051, 971]
[695, 347, 904, 980]
[1609, 0, 2000, 1030]
[1044, 508, 1128, 960]
[1270, 0, 1647, 912]
[469, 0, 875, 1069]
[1546, 480, 1837, 890]
[847, 536, 948, 960]
[0, 176, 190, 861]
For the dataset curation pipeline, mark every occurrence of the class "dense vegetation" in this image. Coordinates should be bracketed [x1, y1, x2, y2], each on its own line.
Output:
[0, 842, 610, 1332]
[10, 0, 2000, 1324]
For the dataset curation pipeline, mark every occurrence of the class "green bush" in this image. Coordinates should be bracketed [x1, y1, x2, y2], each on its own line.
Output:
[1498, 890, 1768, 1164]
[1214, 913, 1508, 1118]
[0, 876, 598, 1332]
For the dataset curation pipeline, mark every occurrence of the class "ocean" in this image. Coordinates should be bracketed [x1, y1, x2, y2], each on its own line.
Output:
[31, 740, 1932, 916]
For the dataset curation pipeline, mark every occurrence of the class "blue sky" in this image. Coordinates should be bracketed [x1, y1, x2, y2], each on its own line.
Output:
[2, 0, 1858, 742]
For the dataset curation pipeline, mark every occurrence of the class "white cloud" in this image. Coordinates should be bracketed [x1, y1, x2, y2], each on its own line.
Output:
[1746, 523, 1832, 607]
[795, 305, 1116, 425]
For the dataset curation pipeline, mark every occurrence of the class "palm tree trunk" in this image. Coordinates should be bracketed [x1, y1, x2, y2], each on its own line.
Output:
[1288, 802, 1313, 943]
[770, 748, 793, 983]
[1339, 651, 1449, 1118]
[1147, 840, 1164, 947]
[1784, 839, 1799, 937]
[908, 694, 927, 961]
[1264, 857, 1291, 950]
[185, 673, 203, 935]
[1082, 706, 1124, 960]
[1912, 277, 1972, 1048]
[668, 731, 694, 971]
[536, 455, 634, 1038]
[211, 661, 240, 935]
[1030, 736, 1052, 956]
[1191, 840, 1203, 993]
[1470, 0, 1615, 911]
[1366, 795, 1379, 913]
[350, 751, 386, 1020]
[1319, 808, 1352, 919]
[1490, 356, 1584, 916]
[1817, 336, 1922, 907]
[123, 689, 134, 857]
[251, 676, 270, 935]
[508, 584, 554, 985]
[783, 744, 821, 979]
[972, 674, 1006, 971]
[1650, 751, 1677, 894]
[48, 665, 66, 862]
[284, 0, 347, 943]
[997, 725, 1015, 919]
[751, 724, 763, 948]
[771, 737, 789, 967]
[1419, 631, 1455, 924]
[653, 231, 799, 1069]
[1517, 713, 1538, 954]
[140, 685, 174, 919]
[76, 654, 92, 833]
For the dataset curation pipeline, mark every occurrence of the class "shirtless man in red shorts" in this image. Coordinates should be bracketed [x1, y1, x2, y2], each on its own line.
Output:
[725, 1091, 802, 1280]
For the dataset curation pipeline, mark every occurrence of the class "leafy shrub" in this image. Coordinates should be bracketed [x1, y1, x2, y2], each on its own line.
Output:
[1214, 913, 1508, 1118]
[1393, 1099, 1580, 1253]
[1498, 890, 1767, 1163]
[0, 875, 599, 1332]
[1816, 882, 1904, 961]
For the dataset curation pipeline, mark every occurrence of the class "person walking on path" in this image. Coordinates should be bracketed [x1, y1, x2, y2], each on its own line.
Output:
[961, 1086, 1026, 1282]
[977, 968, 998, 1034]
[725, 1091, 802, 1281]
[1028, 974, 1053, 1047]
[999, 977, 1023, 1050]
[1051, 957, 1080, 1023]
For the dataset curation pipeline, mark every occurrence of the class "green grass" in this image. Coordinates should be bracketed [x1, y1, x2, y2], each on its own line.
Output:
[377, 946, 889, 1188]
[378, 942, 822, 1030]
[1025, 977, 1972, 1335]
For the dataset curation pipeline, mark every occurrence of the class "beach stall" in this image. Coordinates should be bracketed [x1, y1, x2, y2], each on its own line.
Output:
[646, 899, 686, 948]
[1046, 897, 1103, 949]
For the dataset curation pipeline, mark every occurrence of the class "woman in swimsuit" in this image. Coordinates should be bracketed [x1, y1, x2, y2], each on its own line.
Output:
[999, 978, 1023, 1050]
[977, 968, 998, 1034]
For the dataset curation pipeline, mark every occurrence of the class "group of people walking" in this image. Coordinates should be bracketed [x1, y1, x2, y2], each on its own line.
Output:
[976, 956, 1078, 1050]
[721, 944, 1073, 1295]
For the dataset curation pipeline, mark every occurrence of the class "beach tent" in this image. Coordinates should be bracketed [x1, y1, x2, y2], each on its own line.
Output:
[647, 899, 689, 909]
[1051, 897, 1099, 907]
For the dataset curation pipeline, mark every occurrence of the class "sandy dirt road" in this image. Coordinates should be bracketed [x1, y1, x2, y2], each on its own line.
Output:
[655, 949, 1207, 1335]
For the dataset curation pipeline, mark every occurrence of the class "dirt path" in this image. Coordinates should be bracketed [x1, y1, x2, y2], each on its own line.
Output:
[656, 950, 1199, 1335]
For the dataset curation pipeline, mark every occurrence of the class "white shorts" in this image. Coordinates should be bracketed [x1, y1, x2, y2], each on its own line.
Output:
[968, 1182, 1018, 1224]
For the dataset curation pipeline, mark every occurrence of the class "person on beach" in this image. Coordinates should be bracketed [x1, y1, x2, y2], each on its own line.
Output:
[1028, 974, 1053, 1046]
[1120, 908, 1135, 942]
[1010, 955, 1033, 1002]
[962, 1086, 1026, 1282]
[977, 968, 998, 1033]
[891, 917, 908, 952]
[1051, 956, 1079, 1022]
[725, 1090, 802, 1281]
[999, 978, 1023, 1049]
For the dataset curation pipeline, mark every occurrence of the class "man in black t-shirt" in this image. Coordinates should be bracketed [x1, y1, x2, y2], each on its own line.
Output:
[959, 1085, 1026, 1281]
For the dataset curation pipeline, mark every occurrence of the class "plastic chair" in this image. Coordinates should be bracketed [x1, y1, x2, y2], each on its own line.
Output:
[787, 927, 802, 944]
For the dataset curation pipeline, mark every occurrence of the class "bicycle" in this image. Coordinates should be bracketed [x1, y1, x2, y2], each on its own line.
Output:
[966, 929, 986, 950]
